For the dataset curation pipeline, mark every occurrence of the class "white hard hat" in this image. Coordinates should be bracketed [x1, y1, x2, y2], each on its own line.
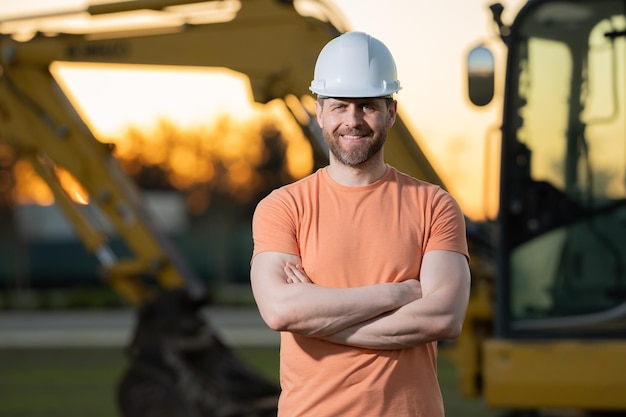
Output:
[309, 31, 401, 98]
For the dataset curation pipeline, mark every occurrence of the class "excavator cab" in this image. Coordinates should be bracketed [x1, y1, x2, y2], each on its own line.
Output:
[467, 0, 626, 412]
[497, 0, 626, 338]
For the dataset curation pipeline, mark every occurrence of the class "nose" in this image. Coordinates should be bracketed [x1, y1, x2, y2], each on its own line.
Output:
[343, 104, 364, 127]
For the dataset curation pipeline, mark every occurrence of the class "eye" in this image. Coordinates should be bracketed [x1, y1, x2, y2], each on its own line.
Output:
[361, 103, 377, 112]
[330, 103, 347, 112]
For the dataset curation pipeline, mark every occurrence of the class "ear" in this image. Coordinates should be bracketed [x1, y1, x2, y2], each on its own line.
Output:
[387, 100, 398, 128]
[314, 100, 324, 128]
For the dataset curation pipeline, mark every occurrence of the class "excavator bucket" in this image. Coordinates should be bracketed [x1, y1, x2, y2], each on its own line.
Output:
[117, 289, 279, 417]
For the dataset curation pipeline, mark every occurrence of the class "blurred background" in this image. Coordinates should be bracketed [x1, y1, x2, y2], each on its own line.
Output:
[0, 1, 523, 416]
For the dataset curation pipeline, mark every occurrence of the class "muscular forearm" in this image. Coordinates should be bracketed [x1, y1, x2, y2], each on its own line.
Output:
[319, 295, 464, 349]
[268, 281, 419, 337]
[318, 255, 471, 350]
[250, 253, 421, 337]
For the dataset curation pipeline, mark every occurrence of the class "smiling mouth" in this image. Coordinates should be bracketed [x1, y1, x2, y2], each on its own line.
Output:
[340, 131, 369, 141]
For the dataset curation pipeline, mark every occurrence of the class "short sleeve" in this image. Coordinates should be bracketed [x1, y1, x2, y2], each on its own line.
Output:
[425, 189, 469, 261]
[251, 189, 301, 260]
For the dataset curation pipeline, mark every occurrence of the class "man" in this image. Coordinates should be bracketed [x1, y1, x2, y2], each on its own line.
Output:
[250, 31, 470, 417]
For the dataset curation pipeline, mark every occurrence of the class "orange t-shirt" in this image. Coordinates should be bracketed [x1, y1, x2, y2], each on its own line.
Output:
[252, 166, 469, 417]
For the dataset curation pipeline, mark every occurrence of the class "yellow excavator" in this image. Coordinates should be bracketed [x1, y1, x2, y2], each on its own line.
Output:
[2, 0, 625, 416]
[0, 1, 441, 416]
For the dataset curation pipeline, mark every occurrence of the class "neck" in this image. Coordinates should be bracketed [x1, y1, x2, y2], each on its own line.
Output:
[327, 155, 388, 187]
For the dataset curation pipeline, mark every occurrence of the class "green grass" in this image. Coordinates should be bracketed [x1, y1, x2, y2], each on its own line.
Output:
[0, 348, 125, 417]
[0, 347, 498, 417]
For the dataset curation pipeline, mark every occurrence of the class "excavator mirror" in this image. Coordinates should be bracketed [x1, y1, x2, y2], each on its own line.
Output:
[467, 45, 495, 106]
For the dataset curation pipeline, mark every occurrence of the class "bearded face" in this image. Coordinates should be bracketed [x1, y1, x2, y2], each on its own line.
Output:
[316, 97, 395, 168]
[323, 124, 387, 167]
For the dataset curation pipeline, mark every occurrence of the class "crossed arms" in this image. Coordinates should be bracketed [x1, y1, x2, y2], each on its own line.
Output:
[250, 250, 471, 350]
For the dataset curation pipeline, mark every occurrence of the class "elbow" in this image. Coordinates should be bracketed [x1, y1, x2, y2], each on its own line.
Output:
[434, 315, 464, 340]
[258, 301, 301, 332]
[441, 323, 463, 340]
[259, 307, 290, 332]
[260, 304, 320, 335]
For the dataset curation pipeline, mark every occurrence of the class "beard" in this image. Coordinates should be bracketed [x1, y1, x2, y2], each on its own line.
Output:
[323, 128, 386, 167]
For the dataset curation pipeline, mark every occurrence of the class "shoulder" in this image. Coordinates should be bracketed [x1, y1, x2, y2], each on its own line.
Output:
[255, 169, 323, 212]
[387, 168, 464, 225]
[389, 167, 457, 202]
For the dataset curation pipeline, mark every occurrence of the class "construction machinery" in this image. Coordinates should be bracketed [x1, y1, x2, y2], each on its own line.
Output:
[0, 1, 441, 415]
[449, 0, 626, 415]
